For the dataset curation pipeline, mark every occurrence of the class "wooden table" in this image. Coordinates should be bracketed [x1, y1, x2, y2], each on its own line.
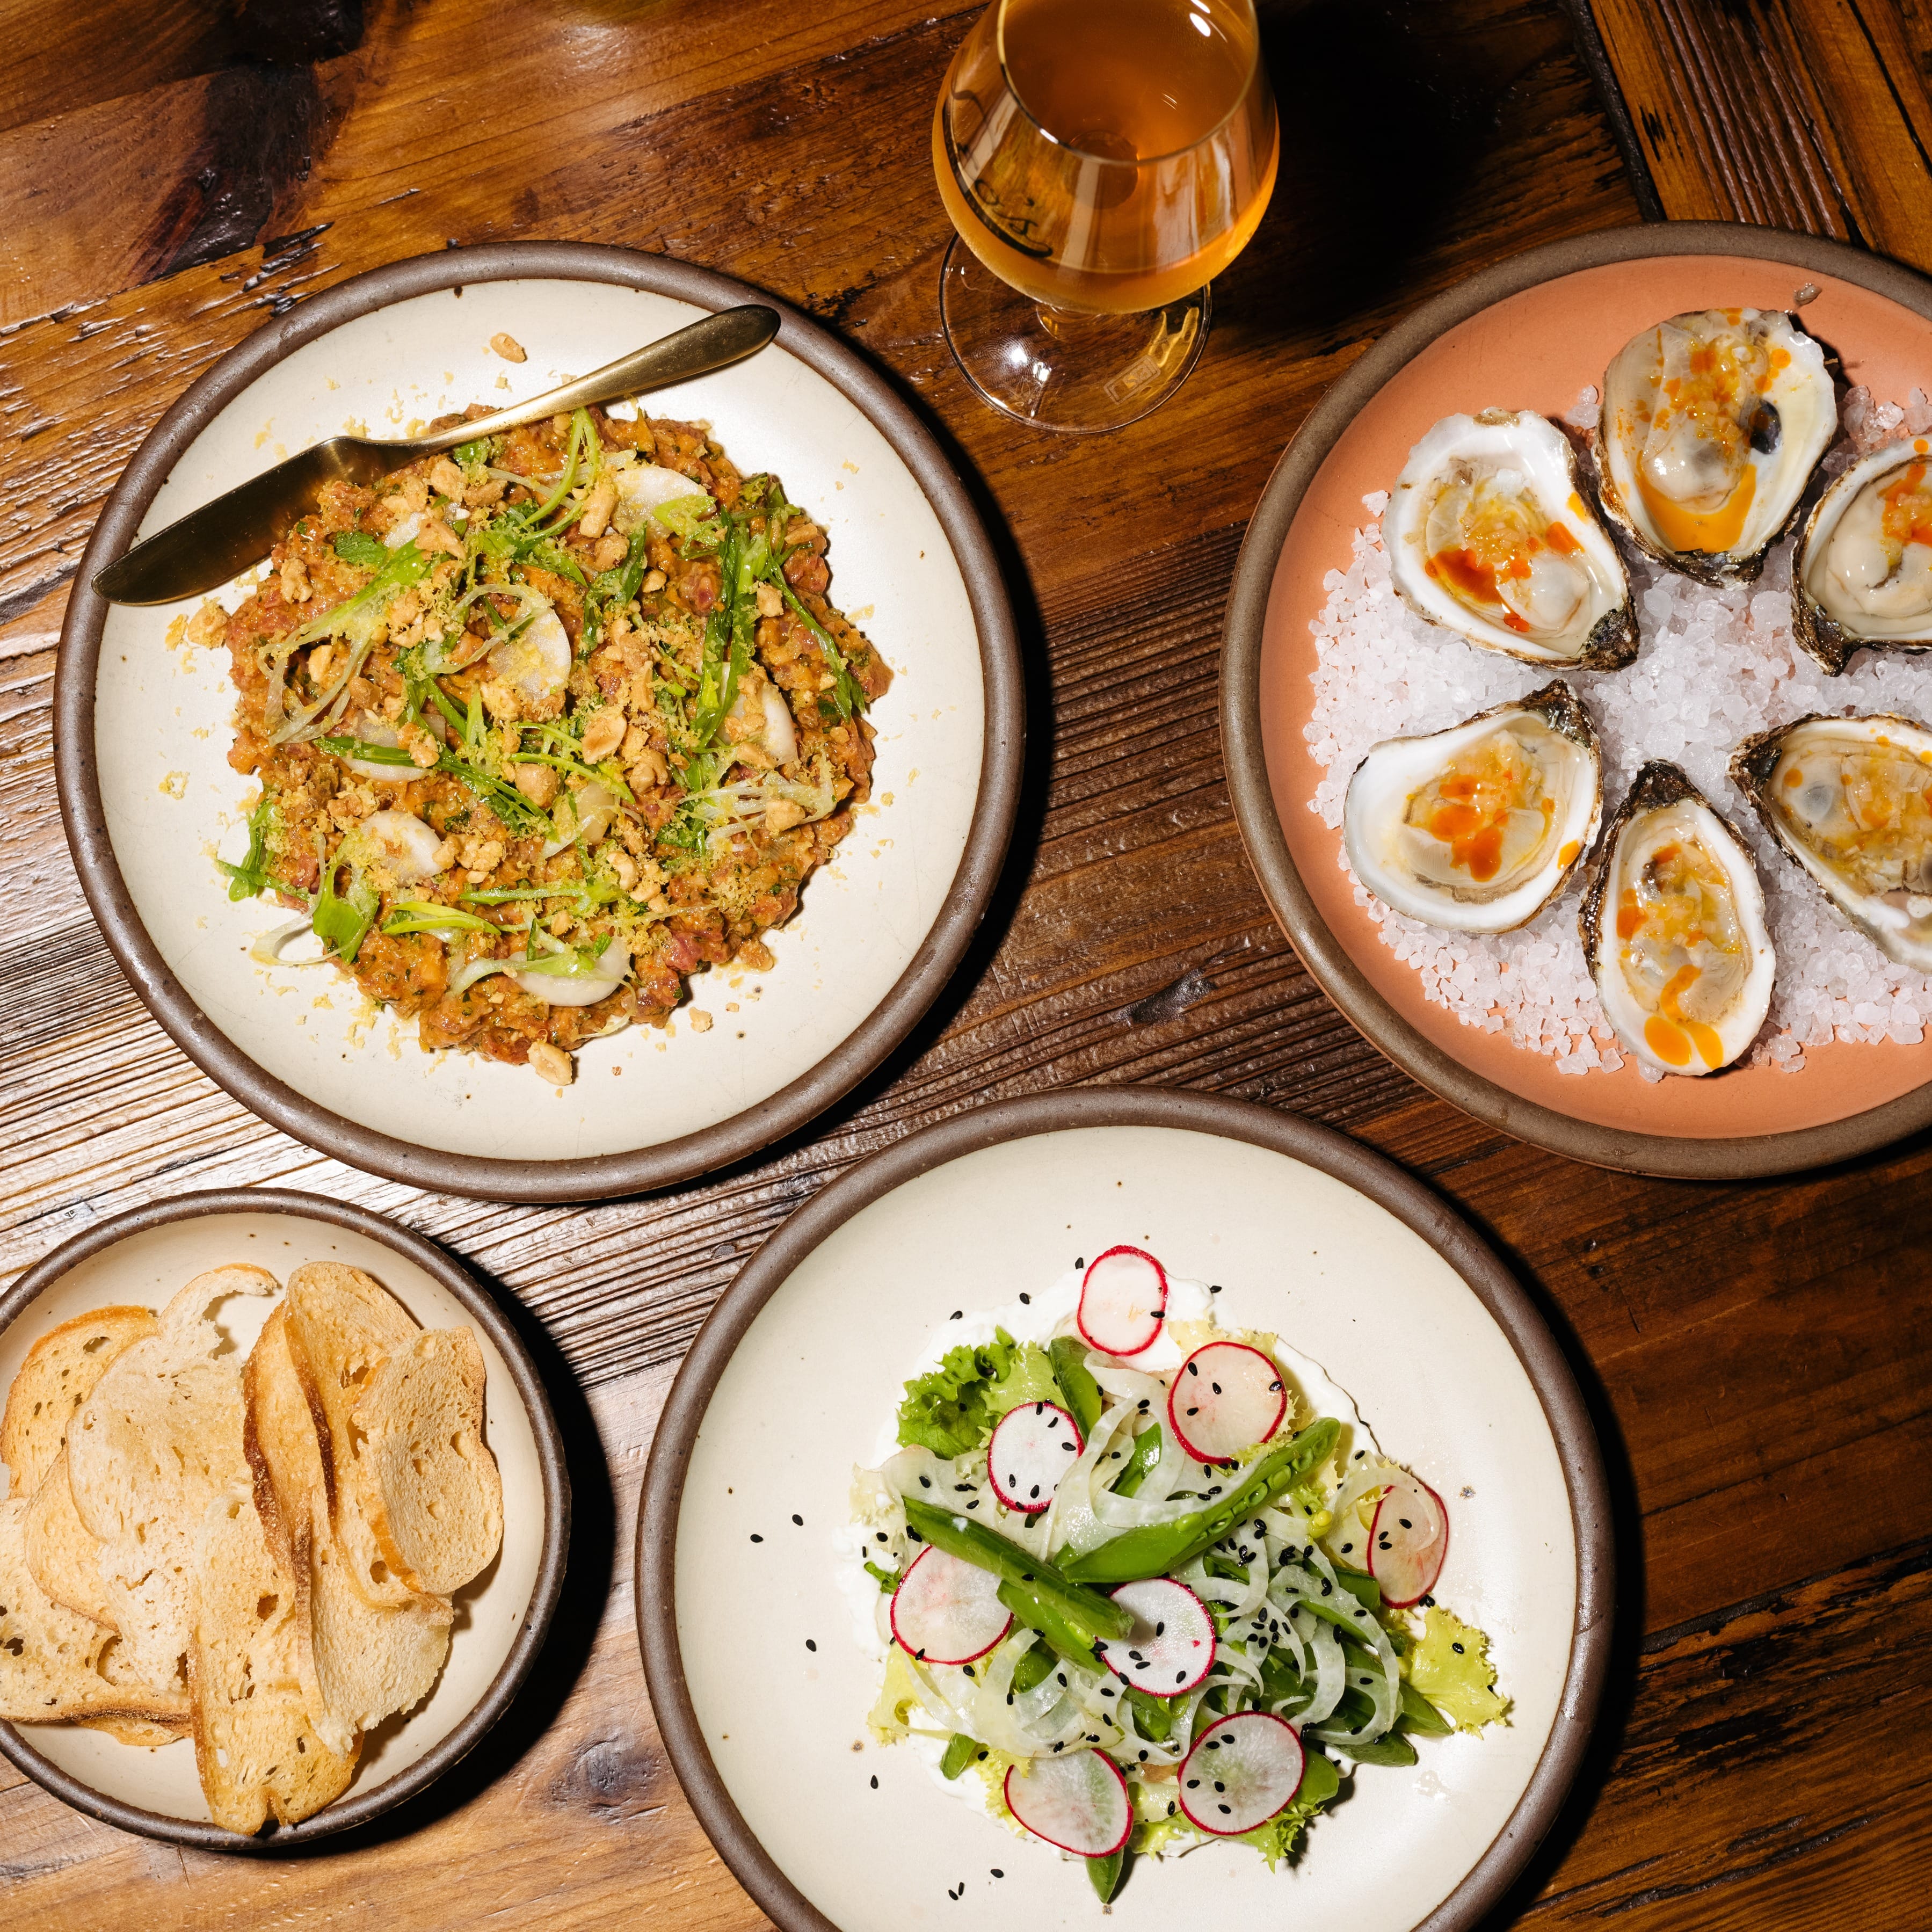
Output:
[3, 2, 1928, 1924]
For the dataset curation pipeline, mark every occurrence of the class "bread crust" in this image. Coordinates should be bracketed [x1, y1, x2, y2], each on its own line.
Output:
[1, 1305, 157, 1500]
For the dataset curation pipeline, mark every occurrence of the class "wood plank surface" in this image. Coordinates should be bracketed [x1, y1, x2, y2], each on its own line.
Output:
[3, 0, 1929, 1927]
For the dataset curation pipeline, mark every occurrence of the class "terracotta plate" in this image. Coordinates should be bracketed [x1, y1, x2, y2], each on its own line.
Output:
[58, 243, 1022, 1202]
[1222, 222, 1932, 1176]
[0, 1189, 568, 1850]
[637, 1088, 1611, 1932]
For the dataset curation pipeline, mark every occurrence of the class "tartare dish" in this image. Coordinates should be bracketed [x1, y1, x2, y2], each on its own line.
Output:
[202, 388, 890, 1084]
[841, 1245, 1505, 1901]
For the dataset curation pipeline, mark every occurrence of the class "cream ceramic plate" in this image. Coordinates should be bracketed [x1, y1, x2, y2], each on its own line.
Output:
[0, 1190, 566, 1849]
[59, 245, 1021, 1201]
[638, 1090, 1611, 1932]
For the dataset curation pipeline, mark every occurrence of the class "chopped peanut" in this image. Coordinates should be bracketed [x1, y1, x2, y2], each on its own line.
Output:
[429, 456, 466, 500]
[431, 837, 460, 872]
[280, 556, 311, 604]
[308, 643, 337, 686]
[481, 679, 522, 722]
[753, 580, 782, 619]
[627, 746, 670, 788]
[416, 517, 464, 558]
[514, 762, 559, 807]
[592, 530, 628, 571]
[490, 332, 528, 363]
[577, 475, 618, 540]
[641, 568, 667, 593]
[528, 1041, 573, 1085]
[580, 708, 626, 761]
[398, 722, 441, 769]
[620, 724, 648, 762]
[186, 601, 228, 647]
[611, 851, 640, 891]
[688, 1008, 714, 1034]
[464, 477, 506, 508]
[765, 797, 808, 833]
[737, 939, 776, 971]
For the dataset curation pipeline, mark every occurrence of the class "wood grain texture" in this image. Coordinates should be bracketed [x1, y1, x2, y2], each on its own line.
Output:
[4, 0, 1931, 1926]
[1587, 0, 1932, 268]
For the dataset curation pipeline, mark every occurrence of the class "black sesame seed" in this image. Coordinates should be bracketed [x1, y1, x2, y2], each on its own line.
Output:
[806, 1639, 817, 1652]
[1399, 1517, 1412, 1529]
[1186, 1361, 1200, 1377]
[1168, 1802, 1177, 1815]
[963, 1665, 975, 1678]
[1186, 1779, 1200, 1789]
[1076, 1258, 1085, 1268]
[1211, 1382, 1222, 1395]
[1217, 1803, 1231, 1815]
[950, 1310, 962, 1320]
[1453, 1641, 1466, 1654]
[875, 1532, 887, 1543]
[991, 1870, 1004, 1879]
[750, 1533, 764, 1543]
[1019, 1293, 1030, 1304]
[919, 1477, 932, 1488]
[870, 1775, 878, 1789]
[791, 1513, 803, 1526]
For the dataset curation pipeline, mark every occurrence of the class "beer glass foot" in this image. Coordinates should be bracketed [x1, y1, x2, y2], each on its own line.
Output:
[938, 236, 1210, 434]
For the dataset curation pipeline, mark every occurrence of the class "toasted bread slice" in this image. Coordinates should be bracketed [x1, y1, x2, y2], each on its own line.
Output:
[280, 1262, 425, 1608]
[25, 1447, 115, 1626]
[354, 1328, 503, 1595]
[188, 1484, 358, 1834]
[245, 1307, 452, 1759]
[66, 1266, 279, 1691]
[0, 1498, 192, 1730]
[2, 1305, 157, 1498]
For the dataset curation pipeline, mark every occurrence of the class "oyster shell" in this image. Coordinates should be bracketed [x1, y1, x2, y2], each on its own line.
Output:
[1731, 711, 1932, 971]
[1594, 308, 1836, 586]
[1382, 410, 1636, 669]
[1580, 762, 1776, 1074]
[1343, 681, 1603, 933]
[1790, 439, 1932, 673]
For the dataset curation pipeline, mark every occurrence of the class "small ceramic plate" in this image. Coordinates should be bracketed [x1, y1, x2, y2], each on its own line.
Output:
[637, 1089, 1611, 1932]
[1222, 222, 1932, 1177]
[58, 243, 1022, 1202]
[0, 1189, 568, 1850]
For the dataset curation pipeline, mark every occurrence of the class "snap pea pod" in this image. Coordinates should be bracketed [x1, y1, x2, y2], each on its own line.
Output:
[1087, 1846, 1127, 1904]
[1298, 1749, 1342, 1807]
[1048, 1337, 1103, 1437]
[940, 1732, 983, 1781]
[997, 1580, 1105, 1673]
[1109, 1422, 1163, 1499]
[1122, 1686, 1175, 1742]
[1060, 1418, 1341, 1585]
[1011, 1640, 1058, 1695]
[902, 1499, 1134, 1639]
[1333, 1567, 1381, 1613]
[1398, 1677, 1454, 1737]
[1334, 1732, 1417, 1768]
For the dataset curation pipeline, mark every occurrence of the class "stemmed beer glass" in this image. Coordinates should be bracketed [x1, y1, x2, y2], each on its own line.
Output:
[933, 0, 1279, 433]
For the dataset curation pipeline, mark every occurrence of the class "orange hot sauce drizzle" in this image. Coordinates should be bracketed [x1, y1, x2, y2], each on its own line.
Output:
[1633, 334, 1774, 555]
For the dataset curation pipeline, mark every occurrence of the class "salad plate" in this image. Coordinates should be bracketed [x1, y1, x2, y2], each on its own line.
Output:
[637, 1088, 1611, 1932]
[57, 241, 1022, 1202]
[1222, 221, 1932, 1178]
[0, 1188, 567, 1849]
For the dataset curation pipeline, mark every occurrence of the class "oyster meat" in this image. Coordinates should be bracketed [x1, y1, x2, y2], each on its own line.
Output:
[1383, 410, 1637, 668]
[1731, 711, 1932, 971]
[1343, 681, 1603, 933]
[1791, 438, 1932, 673]
[1594, 308, 1835, 585]
[1580, 762, 1776, 1075]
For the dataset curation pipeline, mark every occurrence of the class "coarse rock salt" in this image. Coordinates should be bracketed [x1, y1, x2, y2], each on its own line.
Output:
[1305, 427, 1932, 1077]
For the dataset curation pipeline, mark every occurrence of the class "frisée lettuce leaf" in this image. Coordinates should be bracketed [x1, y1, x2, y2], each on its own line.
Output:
[895, 1331, 1065, 1458]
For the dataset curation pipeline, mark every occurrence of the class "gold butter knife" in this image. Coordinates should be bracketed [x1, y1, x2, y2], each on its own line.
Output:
[93, 304, 781, 606]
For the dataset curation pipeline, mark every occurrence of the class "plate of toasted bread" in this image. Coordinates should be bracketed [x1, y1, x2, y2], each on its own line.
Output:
[0, 1189, 566, 1846]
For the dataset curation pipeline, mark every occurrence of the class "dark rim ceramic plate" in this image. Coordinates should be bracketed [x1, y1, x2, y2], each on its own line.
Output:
[57, 242, 1023, 1203]
[636, 1088, 1613, 1932]
[0, 1188, 569, 1851]
[1222, 221, 1932, 1178]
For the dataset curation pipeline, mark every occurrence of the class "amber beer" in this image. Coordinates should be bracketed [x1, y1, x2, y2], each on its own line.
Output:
[933, 0, 1279, 314]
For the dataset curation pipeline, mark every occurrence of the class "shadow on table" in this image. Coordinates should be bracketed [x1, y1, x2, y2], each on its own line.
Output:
[252, 1266, 616, 1859]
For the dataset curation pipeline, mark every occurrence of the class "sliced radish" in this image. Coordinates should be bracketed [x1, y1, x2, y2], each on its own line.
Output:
[1166, 1341, 1287, 1464]
[1093, 1577, 1215, 1698]
[890, 1546, 1013, 1665]
[1077, 1246, 1168, 1357]
[1003, 1750, 1132, 1856]
[986, 1400, 1084, 1513]
[1177, 1712, 1306, 1836]
[1368, 1471, 1448, 1608]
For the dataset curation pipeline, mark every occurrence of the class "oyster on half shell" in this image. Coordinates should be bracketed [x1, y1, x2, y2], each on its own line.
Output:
[1731, 711, 1932, 971]
[1580, 762, 1776, 1076]
[1594, 308, 1836, 586]
[1791, 439, 1932, 673]
[1383, 410, 1637, 669]
[1343, 681, 1603, 933]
